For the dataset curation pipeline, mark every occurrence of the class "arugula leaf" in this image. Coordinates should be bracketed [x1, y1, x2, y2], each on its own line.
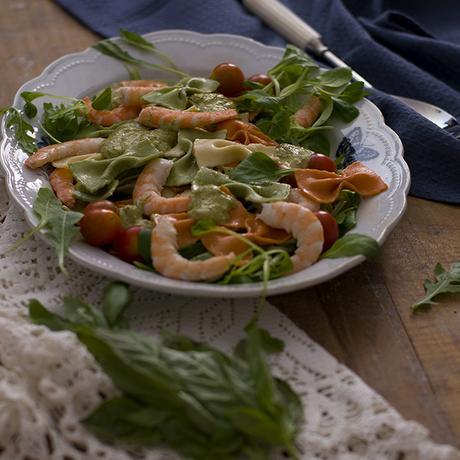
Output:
[32, 187, 83, 273]
[91, 87, 112, 110]
[41, 100, 92, 143]
[321, 233, 380, 260]
[412, 263, 460, 312]
[229, 152, 294, 185]
[1, 107, 36, 153]
[322, 190, 360, 236]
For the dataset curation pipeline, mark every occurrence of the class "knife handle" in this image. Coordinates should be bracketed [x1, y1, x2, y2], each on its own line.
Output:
[242, 0, 327, 53]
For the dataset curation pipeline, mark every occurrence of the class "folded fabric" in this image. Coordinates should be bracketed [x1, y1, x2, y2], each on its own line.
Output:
[56, 0, 460, 204]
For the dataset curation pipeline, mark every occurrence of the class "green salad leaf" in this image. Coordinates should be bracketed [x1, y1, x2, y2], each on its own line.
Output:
[322, 190, 360, 236]
[0, 107, 36, 153]
[27, 283, 303, 460]
[91, 87, 112, 110]
[321, 233, 380, 260]
[93, 35, 187, 79]
[229, 152, 295, 185]
[32, 188, 83, 273]
[412, 262, 460, 312]
[236, 45, 367, 154]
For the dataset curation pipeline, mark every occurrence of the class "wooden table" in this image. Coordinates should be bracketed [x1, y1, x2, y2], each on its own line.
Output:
[1, 0, 459, 448]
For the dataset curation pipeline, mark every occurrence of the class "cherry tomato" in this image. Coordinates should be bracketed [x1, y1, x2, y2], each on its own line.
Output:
[247, 73, 272, 86]
[308, 154, 337, 173]
[80, 209, 122, 247]
[314, 210, 339, 251]
[113, 226, 144, 263]
[84, 200, 119, 215]
[210, 63, 245, 97]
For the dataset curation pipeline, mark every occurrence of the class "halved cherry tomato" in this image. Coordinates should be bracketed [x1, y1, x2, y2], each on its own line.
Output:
[113, 226, 144, 263]
[314, 210, 339, 251]
[308, 154, 337, 172]
[84, 200, 119, 215]
[247, 73, 272, 86]
[80, 209, 122, 247]
[210, 63, 245, 97]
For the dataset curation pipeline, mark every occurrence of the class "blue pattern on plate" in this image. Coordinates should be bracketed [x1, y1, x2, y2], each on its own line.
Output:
[345, 127, 379, 161]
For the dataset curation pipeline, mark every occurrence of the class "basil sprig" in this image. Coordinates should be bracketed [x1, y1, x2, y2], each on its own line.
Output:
[28, 283, 303, 459]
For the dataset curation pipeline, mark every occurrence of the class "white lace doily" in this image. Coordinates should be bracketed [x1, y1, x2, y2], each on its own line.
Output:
[0, 176, 458, 460]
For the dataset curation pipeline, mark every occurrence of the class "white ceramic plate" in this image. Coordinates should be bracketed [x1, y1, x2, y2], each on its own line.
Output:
[0, 30, 410, 298]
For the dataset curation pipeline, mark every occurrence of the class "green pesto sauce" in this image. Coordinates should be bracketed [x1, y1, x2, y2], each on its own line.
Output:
[100, 122, 176, 159]
[188, 93, 235, 112]
[119, 205, 152, 229]
[188, 185, 236, 224]
[272, 143, 313, 168]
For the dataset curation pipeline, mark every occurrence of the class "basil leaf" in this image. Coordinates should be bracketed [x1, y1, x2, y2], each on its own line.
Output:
[102, 282, 132, 328]
[91, 87, 112, 110]
[412, 262, 460, 312]
[28, 299, 72, 331]
[29, 285, 303, 459]
[229, 152, 294, 185]
[321, 233, 380, 260]
[63, 296, 108, 327]
[32, 187, 83, 273]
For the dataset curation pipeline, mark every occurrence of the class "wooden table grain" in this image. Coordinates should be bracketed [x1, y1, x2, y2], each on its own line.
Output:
[1, 0, 459, 448]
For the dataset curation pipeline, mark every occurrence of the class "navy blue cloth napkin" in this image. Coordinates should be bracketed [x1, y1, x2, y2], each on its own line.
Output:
[56, 0, 460, 204]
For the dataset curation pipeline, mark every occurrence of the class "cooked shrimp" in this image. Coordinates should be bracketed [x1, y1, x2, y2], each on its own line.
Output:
[25, 138, 104, 169]
[258, 202, 324, 272]
[215, 120, 278, 146]
[49, 168, 75, 208]
[139, 106, 238, 129]
[287, 188, 320, 211]
[113, 86, 166, 107]
[118, 80, 168, 88]
[294, 95, 322, 128]
[133, 158, 190, 216]
[83, 96, 140, 127]
[151, 216, 234, 281]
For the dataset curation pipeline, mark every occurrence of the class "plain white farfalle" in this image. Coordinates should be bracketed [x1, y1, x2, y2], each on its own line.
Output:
[0, 176, 458, 460]
[193, 138, 276, 167]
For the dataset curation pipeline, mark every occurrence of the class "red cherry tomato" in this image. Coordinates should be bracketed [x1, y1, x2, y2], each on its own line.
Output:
[247, 73, 272, 86]
[80, 209, 122, 247]
[84, 200, 119, 215]
[314, 211, 339, 251]
[308, 154, 337, 173]
[210, 63, 245, 97]
[113, 226, 144, 263]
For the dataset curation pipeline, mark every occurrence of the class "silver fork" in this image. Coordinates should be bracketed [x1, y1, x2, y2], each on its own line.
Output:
[243, 0, 460, 137]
